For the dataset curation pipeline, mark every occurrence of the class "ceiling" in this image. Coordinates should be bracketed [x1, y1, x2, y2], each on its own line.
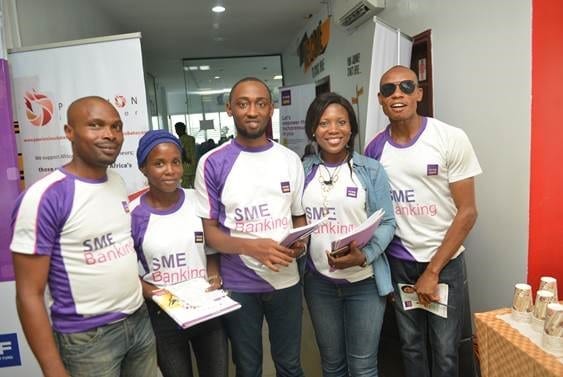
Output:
[91, 0, 327, 94]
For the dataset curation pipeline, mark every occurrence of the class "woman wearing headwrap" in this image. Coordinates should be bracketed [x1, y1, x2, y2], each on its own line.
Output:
[130, 130, 227, 377]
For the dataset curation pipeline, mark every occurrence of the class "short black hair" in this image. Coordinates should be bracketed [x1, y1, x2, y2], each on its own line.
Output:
[305, 92, 358, 152]
[174, 122, 186, 133]
[228, 77, 272, 103]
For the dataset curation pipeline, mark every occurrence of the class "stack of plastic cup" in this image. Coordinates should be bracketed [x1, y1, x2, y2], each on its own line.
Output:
[531, 290, 555, 331]
[511, 283, 533, 322]
[542, 303, 563, 356]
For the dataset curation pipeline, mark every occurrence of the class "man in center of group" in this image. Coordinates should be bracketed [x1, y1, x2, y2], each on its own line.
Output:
[194, 77, 306, 377]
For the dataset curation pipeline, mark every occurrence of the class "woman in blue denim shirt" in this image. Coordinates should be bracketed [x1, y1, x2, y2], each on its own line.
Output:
[301, 92, 395, 377]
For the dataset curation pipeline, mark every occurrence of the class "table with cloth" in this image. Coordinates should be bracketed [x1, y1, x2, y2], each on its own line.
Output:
[475, 308, 562, 377]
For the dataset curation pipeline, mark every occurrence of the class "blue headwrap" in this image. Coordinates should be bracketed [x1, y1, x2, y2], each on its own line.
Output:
[136, 129, 183, 167]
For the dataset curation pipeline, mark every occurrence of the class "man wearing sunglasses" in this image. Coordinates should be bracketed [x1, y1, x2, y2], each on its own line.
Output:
[365, 65, 482, 377]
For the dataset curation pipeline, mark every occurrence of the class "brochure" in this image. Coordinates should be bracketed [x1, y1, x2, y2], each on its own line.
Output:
[279, 214, 329, 247]
[330, 209, 385, 254]
[152, 277, 241, 329]
[398, 283, 449, 319]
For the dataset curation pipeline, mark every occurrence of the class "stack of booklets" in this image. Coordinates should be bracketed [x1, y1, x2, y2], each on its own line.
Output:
[152, 277, 241, 329]
[331, 208, 385, 253]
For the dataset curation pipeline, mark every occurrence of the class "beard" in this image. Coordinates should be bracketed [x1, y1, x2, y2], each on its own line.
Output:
[234, 121, 267, 140]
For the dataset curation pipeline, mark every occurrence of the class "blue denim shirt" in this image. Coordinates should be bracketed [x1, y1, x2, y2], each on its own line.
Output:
[302, 151, 396, 296]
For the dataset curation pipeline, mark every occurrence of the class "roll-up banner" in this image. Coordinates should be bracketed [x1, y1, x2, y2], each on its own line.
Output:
[8, 33, 150, 194]
[1, 33, 149, 375]
[364, 19, 412, 147]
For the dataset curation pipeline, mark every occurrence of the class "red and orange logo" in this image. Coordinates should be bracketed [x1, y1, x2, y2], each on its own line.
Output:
[113, 95, 127, 108]
[24, 90, 54, 127]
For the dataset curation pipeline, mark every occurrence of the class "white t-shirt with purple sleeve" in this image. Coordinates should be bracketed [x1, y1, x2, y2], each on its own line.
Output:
[364, 117, 482, 262]
[194, 139, 305, 292]
[131, 189, 209, 286]
[10, 169, 143, 333]
[303, 160, 374, 283]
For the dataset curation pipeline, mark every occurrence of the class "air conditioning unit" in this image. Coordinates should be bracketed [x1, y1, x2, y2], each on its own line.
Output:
[334, 0, 386, 31]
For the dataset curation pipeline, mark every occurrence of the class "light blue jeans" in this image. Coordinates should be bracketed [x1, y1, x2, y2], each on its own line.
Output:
[224, 284, 304, 377]
[54, 304, 157, 377]
[304, 272, 386, 377]
[389, 254, 467, 377]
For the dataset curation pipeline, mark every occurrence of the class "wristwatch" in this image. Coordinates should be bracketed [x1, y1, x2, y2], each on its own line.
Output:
[208, 275, 223, 287]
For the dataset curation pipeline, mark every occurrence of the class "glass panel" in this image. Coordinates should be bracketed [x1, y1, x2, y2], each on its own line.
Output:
[181, 55, 283, 146]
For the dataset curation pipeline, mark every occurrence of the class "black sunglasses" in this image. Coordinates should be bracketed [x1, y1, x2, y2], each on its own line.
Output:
[379, 80, 417, 97]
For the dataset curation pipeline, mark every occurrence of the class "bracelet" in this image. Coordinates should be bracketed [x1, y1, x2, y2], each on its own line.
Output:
[297, 243, 308, 259]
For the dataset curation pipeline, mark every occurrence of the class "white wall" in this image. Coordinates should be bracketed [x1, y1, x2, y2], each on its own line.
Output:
[282, 5, 376, 151]
[376, 0, 532, 312]
[15, 0, 123, 45]
[283, 0, 532, 312]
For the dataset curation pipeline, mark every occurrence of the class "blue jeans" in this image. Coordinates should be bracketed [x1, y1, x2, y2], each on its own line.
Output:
[146, 300, 227, 377]
[389, 254, 467, 377]
[54, 304, 157, 377]
[304, 272, 386, 377]
[224, 284, 304, 377]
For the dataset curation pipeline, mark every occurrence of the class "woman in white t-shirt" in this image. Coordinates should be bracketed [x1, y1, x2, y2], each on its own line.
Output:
[301, 93, 396, 377]
[131, 130, 227, 377]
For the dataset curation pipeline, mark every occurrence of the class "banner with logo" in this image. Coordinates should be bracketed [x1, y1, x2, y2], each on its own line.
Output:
[8, 33, 149, 194]
[279, 83, 315, 157]
[364, 20, 412, 147]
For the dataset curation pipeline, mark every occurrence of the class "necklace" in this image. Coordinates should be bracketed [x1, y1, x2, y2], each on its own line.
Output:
[318, 163, 343, 191]
[317, 153, 348, 209]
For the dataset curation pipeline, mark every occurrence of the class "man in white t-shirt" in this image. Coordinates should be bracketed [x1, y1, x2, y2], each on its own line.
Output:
[195, 77, 306, 377]
[365, 66, 482, 377]
[10, 96, 156, 377]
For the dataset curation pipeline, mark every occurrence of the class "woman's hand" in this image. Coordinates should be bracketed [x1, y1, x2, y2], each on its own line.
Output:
[326, 241, 367, 270]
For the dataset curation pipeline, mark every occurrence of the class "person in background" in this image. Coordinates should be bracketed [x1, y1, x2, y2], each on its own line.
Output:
[194, 77, 307, 377]
[301, 92, 396, 376]
[174, 122, 197, 188]
[10, 96, 156, 377]
[131, 130, 228, 377]
[365, 65, 482, 377]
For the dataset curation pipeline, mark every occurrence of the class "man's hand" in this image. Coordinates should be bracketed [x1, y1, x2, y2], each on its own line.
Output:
[326, 241, 366, 270]
[414, 269, 440, 305]
[245, 239, 295, 272]
[202, 219, 299, 272]
[206, 275, 223, 291]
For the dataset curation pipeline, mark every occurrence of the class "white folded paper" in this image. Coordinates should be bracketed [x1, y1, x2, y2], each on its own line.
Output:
[398, 283, 449, 319]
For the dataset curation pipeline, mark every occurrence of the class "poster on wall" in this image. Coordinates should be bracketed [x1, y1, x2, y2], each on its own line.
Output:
[298, 17, 331, 73]
[279, 83, 315, 157]
[363, 20, 412, 147]
[8, 33, 150, 194]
